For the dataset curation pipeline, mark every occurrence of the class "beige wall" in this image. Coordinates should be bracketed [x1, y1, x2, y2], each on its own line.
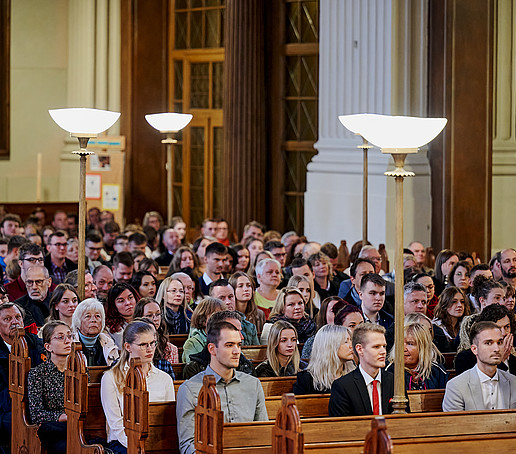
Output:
[3, 0, 77, 203]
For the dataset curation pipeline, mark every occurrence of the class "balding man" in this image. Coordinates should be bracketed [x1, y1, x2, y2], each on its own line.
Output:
[408, 241, 432, 273]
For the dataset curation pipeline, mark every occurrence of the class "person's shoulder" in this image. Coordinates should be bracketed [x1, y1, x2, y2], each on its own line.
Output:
[235, 369, 261, 386]
[333, 368, 358, 387]
[498, 367, 516, 384]
[446, 367, 472, 386]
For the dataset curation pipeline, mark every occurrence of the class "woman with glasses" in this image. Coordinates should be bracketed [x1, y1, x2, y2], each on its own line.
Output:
[131, 270, 158, 298]
[48, 283, 79, 327]
[156, 277, 192, 335]
[105, 283, 139, 349]
[260, 287, 316, 344]
[71, 298, 119, 367]
[27, 320, 73, 454]
[133, 297, 179, 365]
[101, 320, 175, 453]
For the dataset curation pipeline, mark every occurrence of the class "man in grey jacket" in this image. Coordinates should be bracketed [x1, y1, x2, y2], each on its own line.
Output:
[443, 321, 516, 411]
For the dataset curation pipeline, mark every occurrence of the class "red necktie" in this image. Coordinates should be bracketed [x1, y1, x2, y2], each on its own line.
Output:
[372, 380, 380, 415]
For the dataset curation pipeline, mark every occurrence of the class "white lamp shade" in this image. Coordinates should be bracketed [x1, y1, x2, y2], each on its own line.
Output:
[338, 114, 447, 150]
[49, 108, 120, 135]
[145, 113, 193, 133]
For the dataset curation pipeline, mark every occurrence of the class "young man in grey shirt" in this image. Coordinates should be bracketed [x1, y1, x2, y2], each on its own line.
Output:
[176, 320, 268, 454]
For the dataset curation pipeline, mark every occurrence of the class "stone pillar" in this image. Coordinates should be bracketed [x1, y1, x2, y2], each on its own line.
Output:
[305, 0, 430, 256]
[223, 0, 266, 235]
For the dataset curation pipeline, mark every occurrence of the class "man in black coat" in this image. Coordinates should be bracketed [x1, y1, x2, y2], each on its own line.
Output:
[329, 322, 394, 416]
[0, 303, 44, 450]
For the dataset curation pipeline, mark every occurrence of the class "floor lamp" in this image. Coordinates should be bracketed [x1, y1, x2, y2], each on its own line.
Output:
[145, 113, 193, 226]
[49, 108, 121, 300]
[339, 113, 447, 413]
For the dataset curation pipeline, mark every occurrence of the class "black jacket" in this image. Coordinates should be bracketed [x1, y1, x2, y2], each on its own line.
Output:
[15, 293, 53, 328]
[293, 370, 331, 395]
[329, 368, 394, 417]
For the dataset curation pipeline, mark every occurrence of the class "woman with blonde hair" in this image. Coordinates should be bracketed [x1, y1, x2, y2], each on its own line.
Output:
[287, 274, 318, 319]
[228, 271, 265, 335]
[386, 322, 448, 390]
[293, 324, 355, 394]
[256, 320, 306, 377]
[260, 287, 316, 344]
[156, 276, 192, 335]
[101, 320, 174, 452]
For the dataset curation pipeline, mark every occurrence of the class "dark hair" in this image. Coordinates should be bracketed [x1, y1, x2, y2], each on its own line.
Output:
[208, 279, 231, 295]
[105, 283, 139, 333]
[114, 234, 128, 244]
[264, 241, 284, 252]
[104, 221, 121, 234]
[48, 231, 66, 245]
[205, 242, 227, 257]
[434, 286, 470, 337]
[206, 320, 239, 346]
[206, 310, 242, 331]
[434, 249, 457, 284]
[128, 232, 147, 245]
[469, 321, 500, 345]
[291, 257, 312, 271]
[41, 320, 70, 355]
[131, 271, 158, 297]
[334, 303, 363, 326]
[86, 232, 102, 244]
[360, 273, 386, 290]
[192, 236, 212, 254]
[350, 258, 375, 278]
[316, 296, 343, 329]
[0, 214, 21, 228]
[113, 251, 134, 268]
[8, 235, 29, 253]
[133, 297, 169, 360]
[471, 275, 503, 301]
[49, 284, 79, 320]
[139, 257, 159, 274]
[478, 303, 515, 333]
[320, 242, 338, 259]
[18, 242, 44, 261]
[169, 246, 200, 275]
[448, 260, 471, 287]
[470, 263, 490, 276]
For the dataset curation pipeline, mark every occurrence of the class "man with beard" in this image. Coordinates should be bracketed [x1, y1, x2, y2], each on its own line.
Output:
[0, 303, 44, 448]
[443, 321, 516, 411]
[499, 248, 516, 287]
[92, 265, 114, 303]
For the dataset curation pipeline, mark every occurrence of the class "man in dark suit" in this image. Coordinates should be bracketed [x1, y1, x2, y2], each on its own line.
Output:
[329, 322, 394, 416]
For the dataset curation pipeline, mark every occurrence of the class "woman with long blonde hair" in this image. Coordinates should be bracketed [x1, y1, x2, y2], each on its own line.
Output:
[293, 324, 355, 394]
[256, 320, 306, 377]
[100, 320, 174, 452]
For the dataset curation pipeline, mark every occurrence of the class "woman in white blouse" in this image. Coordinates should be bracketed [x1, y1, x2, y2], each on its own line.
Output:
[100, 319, 175, 453]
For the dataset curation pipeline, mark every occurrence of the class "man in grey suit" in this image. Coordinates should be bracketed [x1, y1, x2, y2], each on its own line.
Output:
[443, 321, 516, 411]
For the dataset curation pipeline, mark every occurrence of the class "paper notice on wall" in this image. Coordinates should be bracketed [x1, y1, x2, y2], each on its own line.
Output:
[102, 184, 120, 211]
[86, 174, 102, 200]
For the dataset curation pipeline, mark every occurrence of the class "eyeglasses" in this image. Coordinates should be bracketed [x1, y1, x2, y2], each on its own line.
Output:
[52, 333, 73, 342]
[134, 340, 157, 351]
[23, 257, 44, 264]
[51, 242, 68, 248]
[26, 279, 47, 287]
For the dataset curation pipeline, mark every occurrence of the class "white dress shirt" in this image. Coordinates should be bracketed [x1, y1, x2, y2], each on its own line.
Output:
[475, 364, 503, 410]
[359, 364, 383, 415]
[101, 363, 175, 447]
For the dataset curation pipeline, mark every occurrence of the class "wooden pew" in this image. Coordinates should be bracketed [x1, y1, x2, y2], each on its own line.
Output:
[407, 389, 445, 413]
[266, 394, 329, 419]
[64, 343, 106, 453]
[123, 358, 178, 453]
[169, 334, 188, 348]
[9, 328, 42, 454]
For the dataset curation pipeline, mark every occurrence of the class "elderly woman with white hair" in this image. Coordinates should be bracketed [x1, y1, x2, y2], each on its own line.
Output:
[71, 298, 119, 366]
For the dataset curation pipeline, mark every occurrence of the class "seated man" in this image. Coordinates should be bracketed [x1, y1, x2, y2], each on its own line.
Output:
[176, 320, 268, 454]
[443, 321, 516, 411]
[358, 274, 393, 330]
[209, 279, 259, 345]
[338, 258, 375, 306]
[329, 322, 394, 416]
[182, 310, 255, 379]
[0, 303, 43, 449]
[198, 242, 227, 296]
[15, 266, 52, 331]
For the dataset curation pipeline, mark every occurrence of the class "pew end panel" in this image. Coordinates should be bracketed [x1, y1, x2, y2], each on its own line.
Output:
[9, 327, 42, 453]
[363, 417, 393, 454]
[195, 374, 224, 454]
[271, 393, 303, 454]
[64, 342, 105, 453]
[124, 358, 149, 454]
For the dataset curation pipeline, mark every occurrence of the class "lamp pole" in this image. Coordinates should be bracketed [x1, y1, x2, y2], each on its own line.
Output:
[358, 137, 372, 244]
[163, 133, 176, 226]
[384, 152, 414, 414]
[73, 137, 94, 300]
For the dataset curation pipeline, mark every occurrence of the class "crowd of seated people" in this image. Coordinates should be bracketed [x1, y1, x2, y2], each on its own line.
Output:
[0, 208, 515, 453]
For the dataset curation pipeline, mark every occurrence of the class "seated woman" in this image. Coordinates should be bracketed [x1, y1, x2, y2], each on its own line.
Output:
[48, 283, 79, 327]
[432, 286, 470, 352]
[386, 322, 448, 390]
[433, 249, 459, 296]
[293, 325, 355, 394]
[138, 257, 159, 279]
[156, 277, 192, 335]
[232, 244, 250, 273]
[301, 296, 344, 358]
[105, 283, 139, 349]
[307, 252, 339, 301]
[133, 297, 179, 371]
[500, 280, 515, 313]
[260, 287, 316, 344]
[101, 320, 175, 453]
[182, 297, 225, 362]
[168, 246, 201, 279]
[131, 271, 158, 298]
[71, 298, 119, 367]
[256, 320, 306, 377]
[334, 303, 364, 332]
[28, 320, 72, 454]
[254, 258, 282, 318]
[229, 271, 266, 335]
[413, 273, 438, 318]
[287, 274, 318, 320]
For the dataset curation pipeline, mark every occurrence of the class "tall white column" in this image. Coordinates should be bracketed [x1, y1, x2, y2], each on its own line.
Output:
[305, 0, 430, 257]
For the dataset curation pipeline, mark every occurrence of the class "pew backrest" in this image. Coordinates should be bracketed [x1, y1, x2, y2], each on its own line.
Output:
[407, 389, 445, 413]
